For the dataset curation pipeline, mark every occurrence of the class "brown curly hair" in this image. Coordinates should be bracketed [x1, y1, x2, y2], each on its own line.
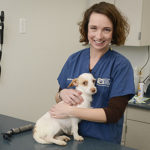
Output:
[79, 2, 129, 46]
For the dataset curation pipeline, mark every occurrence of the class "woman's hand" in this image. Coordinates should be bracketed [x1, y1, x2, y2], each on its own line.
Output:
[50, 101, 73, 119]
[59, 89, 83, 106]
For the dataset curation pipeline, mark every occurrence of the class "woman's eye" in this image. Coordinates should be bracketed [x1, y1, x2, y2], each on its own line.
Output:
[104, 28, 112, 33]
[90, 26, 97, 30]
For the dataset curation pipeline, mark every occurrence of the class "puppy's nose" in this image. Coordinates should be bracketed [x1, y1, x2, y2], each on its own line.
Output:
[91, 88, 96, 93]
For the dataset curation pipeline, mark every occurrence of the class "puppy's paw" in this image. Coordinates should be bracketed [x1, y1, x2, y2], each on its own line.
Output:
[74, 135, 84, 141]
[57, 141, 67, 146]
[63, 136, 71, 142]
[57, 135, 71, 142]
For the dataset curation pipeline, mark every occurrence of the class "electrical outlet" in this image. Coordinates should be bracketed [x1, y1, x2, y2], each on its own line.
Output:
[19, 18, 26, 34]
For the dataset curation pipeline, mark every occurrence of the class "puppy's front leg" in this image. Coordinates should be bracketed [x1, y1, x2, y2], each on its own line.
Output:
[71, 118, 84, 141]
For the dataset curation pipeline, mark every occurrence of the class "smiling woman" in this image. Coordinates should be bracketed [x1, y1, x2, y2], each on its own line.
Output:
[52, 2, 135, 144]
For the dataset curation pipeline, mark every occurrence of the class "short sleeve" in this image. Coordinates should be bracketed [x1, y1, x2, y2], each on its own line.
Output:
[57, 56, 71, 89]
[109, 60, 135, 99]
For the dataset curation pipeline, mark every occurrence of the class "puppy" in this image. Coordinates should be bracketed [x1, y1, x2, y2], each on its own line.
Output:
[33, 73, 97, 145]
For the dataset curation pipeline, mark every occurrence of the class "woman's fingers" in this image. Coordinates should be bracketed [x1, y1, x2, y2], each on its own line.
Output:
[69, 94, 82, 105]
[60, 89, 83, 105]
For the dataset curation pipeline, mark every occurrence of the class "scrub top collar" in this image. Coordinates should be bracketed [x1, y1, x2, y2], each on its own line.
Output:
[87, 47, 111, 74]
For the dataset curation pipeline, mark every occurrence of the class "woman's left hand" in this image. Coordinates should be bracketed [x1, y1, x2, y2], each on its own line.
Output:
[50, 101, 73, 119]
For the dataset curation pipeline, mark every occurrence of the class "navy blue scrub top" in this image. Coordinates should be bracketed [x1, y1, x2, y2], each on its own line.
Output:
[57, 48, 135, 144]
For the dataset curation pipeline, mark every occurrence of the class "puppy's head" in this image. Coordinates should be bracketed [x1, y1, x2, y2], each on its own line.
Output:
[68, 73, 97, 95]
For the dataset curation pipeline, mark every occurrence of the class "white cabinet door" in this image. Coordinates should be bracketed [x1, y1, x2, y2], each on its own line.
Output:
[115, 0, 143, 46]
[140, 0, 150, 46]
[121, 110, 127, 146]
[126, 120, 150, 150]
[115, 0, 150, 46]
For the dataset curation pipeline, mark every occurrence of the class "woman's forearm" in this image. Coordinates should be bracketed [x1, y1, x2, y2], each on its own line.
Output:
[70, 107, 107, 123]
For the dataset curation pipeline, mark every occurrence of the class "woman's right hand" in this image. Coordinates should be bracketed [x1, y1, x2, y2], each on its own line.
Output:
[59, 89, 83, 106]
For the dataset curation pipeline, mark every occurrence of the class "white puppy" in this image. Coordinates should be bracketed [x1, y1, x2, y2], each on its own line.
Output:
[33, 73, 97, 145]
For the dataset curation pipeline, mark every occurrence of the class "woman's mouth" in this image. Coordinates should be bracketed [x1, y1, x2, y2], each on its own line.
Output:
[94, 40, 105, 45]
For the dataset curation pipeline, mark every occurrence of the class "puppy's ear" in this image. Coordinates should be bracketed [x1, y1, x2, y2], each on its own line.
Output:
[68, 79, 78, 87]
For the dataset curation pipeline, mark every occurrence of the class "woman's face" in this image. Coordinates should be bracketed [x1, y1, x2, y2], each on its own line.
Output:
[88, 12, 113, 52]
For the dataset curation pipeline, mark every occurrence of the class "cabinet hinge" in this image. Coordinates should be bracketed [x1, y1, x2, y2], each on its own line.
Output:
[138, 32, 141, 40]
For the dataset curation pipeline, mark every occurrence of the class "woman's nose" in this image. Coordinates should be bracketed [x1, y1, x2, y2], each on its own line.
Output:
[96, 30, 103, 39]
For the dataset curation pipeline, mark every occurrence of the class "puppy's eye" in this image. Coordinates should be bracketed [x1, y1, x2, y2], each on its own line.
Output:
[82, 81, 88, 86]
[93, 79, 96, 84]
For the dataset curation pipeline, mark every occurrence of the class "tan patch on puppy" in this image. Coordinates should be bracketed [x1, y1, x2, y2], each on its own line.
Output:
[68, 78, 78, 87]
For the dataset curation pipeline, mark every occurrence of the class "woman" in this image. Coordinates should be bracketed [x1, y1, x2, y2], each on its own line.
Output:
[50, 2, 135, 144]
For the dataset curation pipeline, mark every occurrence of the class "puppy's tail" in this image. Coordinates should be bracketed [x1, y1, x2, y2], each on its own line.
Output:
[33, 135, 46, 144]
[33, 127, 51, 144]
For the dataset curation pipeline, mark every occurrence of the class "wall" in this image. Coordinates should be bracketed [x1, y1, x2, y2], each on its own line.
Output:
[0, 0, 86, 122]
[113, 46, 150, 93]
[0, 0, 149, 122]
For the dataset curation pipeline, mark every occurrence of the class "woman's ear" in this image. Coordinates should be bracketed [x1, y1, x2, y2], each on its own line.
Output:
[68, 78, 78, 87]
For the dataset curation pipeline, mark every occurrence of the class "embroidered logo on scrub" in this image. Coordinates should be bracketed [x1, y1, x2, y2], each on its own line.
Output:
[67, 78, 73, 81]
[97, 78, 110, 87]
